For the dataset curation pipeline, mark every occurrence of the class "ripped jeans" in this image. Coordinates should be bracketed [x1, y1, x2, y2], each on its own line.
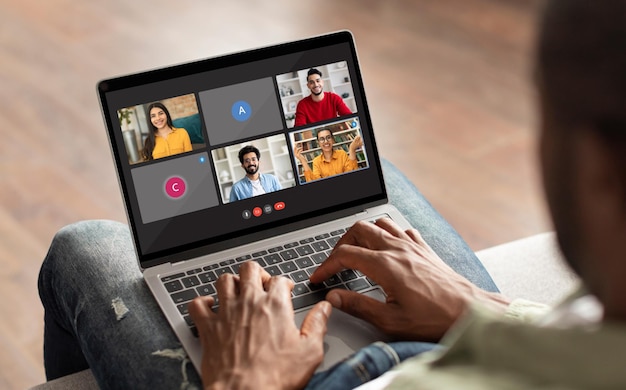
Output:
[38, 159, 498, 389]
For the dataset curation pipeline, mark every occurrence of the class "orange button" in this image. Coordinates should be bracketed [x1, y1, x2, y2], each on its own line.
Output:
[274, 201, 285, 211]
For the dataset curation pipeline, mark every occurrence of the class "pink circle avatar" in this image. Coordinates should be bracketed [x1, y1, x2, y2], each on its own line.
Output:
[165, 176, 187, 199]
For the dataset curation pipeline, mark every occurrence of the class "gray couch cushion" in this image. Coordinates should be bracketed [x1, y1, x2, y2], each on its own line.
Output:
[29, 369, 98, 390]
[477, 232, 579, 305]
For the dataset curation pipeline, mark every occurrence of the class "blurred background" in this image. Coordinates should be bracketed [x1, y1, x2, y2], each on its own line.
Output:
[0, 0, 548, 387]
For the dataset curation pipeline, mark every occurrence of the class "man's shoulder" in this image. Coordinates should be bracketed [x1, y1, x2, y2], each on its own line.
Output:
[324, 92, 345, 104]
[260, 173, 279, 182]
[297, 95, 315, 105]
[229, 178, 247, 201]
[232, 177, 248, 187]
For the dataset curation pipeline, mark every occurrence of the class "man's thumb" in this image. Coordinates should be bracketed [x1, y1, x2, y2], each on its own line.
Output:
[300, 300, 332, 339]
[325, 289, 387, 325]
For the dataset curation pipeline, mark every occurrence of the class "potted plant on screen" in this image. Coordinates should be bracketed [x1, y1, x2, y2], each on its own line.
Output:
[118, 108, 141, 163]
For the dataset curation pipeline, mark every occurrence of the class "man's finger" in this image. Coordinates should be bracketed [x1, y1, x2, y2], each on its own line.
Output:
[374, 217, 412, 241]
[325, 289, 391, 330]
[405, 228, 426, 245]
[331, 219, 418, 257]
[309, 244, 381, 284]
[300, 301, 331, 340]
[238, 261, 264, 295]
[188, 296, 215, 322]
[215, 273, 238, 306]
[266, 275, 294, 306]
[332, 220, 387, 249]
[188, 296, 216, 345]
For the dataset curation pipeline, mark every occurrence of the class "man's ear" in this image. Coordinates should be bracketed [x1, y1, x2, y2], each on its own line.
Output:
[576, 128, 626, 228]
[574, 128, 626, 317]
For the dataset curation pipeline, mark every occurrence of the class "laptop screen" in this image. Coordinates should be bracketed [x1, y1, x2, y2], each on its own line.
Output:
[98, 31, 386, 268]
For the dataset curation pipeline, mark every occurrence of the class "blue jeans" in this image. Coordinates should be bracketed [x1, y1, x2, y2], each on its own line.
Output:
[38, 159, 498, 389]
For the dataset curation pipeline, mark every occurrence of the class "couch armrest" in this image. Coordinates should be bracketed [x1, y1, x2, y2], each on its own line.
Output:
[29, 369, 98, 390]
[476, 232, 580, 305]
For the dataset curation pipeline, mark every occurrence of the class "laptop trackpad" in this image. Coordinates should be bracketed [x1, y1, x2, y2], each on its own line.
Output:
[294, 288, 390, 372]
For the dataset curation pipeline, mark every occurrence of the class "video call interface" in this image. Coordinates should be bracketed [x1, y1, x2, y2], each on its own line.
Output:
[102, 39, 385, 262]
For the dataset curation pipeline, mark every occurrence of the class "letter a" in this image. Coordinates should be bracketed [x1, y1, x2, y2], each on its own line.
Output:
[239, 106, 247, 115]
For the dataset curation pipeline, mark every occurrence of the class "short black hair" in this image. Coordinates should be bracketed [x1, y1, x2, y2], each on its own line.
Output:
[538, 0, 626, 193]
[238, 145, 260, 164]
[538, 0, 626, 130]
[315, 127, 334, 140]
[307, 68, 323, 79]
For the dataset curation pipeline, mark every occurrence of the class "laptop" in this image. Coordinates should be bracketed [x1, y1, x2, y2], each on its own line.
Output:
[97, 30, 413, 373]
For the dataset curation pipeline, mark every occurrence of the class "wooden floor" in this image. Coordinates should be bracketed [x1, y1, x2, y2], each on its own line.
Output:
[0, 0, 548, 388]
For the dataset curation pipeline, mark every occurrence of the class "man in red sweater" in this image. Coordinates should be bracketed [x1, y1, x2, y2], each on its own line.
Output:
[294, 68, 352, 127]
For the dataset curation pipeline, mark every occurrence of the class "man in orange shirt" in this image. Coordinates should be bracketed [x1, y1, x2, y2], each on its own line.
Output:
[294, 127, 363, 182]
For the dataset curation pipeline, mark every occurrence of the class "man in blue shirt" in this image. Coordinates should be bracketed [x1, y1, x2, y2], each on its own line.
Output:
[229, 145, 282, 202]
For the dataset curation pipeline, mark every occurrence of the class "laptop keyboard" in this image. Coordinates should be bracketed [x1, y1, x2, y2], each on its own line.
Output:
[160, 226, 377, 337]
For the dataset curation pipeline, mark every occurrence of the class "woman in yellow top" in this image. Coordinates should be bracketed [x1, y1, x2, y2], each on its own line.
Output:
[294, 127, 363, 182]
[142, 102, 192, 161]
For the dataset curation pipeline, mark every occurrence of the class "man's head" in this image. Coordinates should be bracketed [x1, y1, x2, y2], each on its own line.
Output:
[537, 0, 626, 313]
[238, 145, 261, 176]
[316, 128, 334, 153]
[306, 68, 324, 96]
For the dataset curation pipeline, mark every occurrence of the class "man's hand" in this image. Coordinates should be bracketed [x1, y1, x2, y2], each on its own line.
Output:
[189, 262, 331, 390]
[310, 218, 509, 341]
[293, 144, 310, 170]
[349, 135, 363, 153]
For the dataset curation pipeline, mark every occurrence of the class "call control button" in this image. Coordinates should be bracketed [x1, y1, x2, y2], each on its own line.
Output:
[164, 176, 187, 199]
[242, 210, 252, 219]
[252, 207, 263, 217]
[274, 201, 285, 211]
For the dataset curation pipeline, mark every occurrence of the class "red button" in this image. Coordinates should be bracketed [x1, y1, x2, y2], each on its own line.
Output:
[274, 201, 285, 211]
[252, 207, 263, 217]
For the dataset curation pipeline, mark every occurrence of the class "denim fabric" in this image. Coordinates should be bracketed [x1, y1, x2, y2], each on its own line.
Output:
[305, 342, 440, 390]
[38, 220, 203, 389]
[38, 159, 497, 389]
